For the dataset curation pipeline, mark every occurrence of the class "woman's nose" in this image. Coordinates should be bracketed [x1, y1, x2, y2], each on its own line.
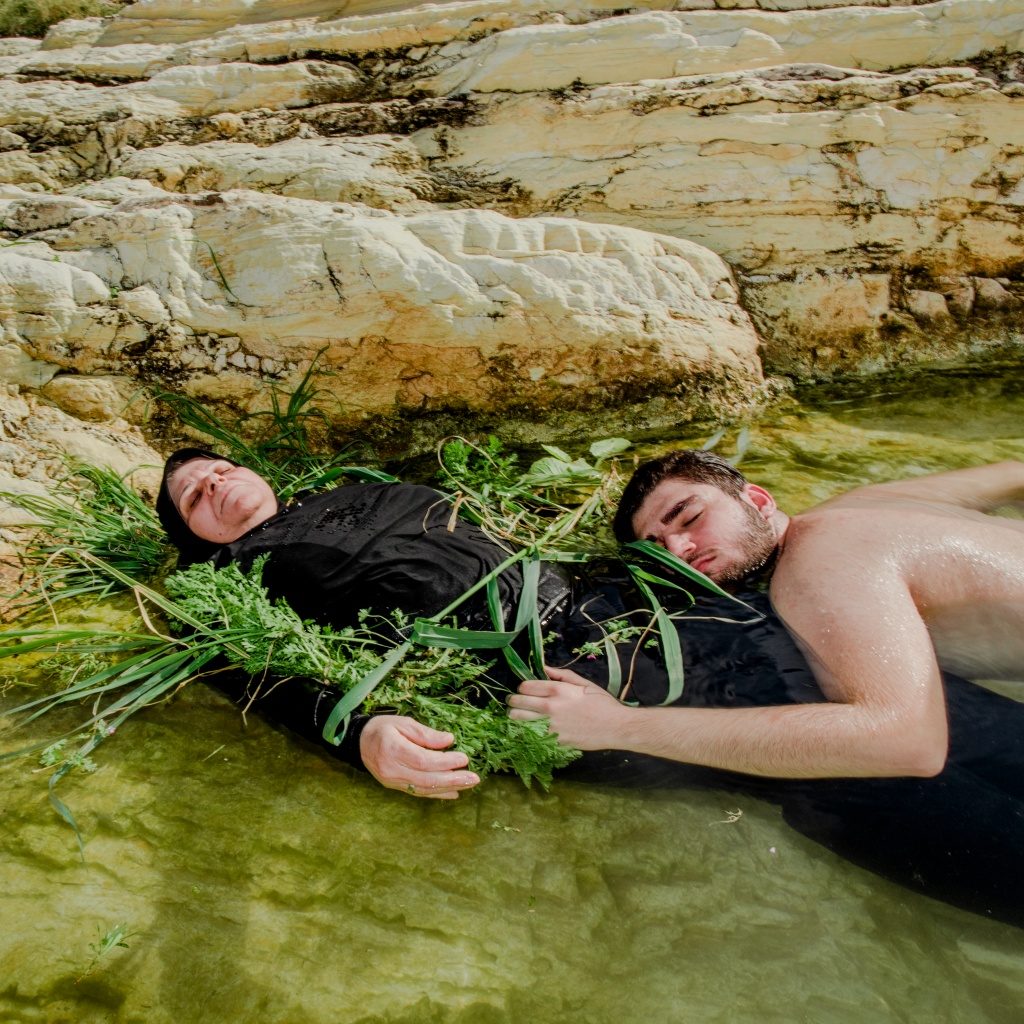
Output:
[201, 466, 225, 491]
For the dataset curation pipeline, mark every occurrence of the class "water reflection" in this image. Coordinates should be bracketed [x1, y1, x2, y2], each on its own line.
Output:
[3, 368, 1024, 1023]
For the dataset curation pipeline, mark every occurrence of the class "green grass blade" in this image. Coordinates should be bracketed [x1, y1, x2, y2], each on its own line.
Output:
[628, 569, 685, 705]
[321, 640, 412, 745]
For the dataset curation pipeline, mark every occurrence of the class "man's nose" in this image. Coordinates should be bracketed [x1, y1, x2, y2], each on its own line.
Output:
[664, 533, 695, 560]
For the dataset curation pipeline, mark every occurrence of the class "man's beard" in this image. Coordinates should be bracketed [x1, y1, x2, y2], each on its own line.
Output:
[712, 501, 778, 584]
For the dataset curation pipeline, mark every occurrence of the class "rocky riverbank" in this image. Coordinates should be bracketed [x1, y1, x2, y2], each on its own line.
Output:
[1, 0, 1022, 476]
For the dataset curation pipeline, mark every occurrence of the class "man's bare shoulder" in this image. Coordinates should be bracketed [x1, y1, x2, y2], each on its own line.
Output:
[769, 506, 903, 609]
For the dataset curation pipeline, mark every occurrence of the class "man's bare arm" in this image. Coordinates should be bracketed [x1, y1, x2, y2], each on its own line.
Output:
[510, 655, 947, 779]
[820, 460, 1024, 513]
[511, 520, 949, 780]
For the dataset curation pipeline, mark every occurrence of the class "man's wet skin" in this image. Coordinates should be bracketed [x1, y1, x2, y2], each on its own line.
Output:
[511, 460, 1024, 780]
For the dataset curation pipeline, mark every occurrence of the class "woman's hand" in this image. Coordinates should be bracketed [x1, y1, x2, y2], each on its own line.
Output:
[508, 666, 629, 750]
[359, 715, 480, 799]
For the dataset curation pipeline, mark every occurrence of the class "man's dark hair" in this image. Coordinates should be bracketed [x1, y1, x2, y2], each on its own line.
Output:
[612, 449, 749, 542]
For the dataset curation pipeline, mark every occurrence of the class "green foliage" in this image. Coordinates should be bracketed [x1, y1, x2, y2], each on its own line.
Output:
[0, 462, 169, 613]
[78, 922, 133, 982]
[39, 738, 97, 774]
[0, 0, 126, 37]
[437, 434, 626, 555]
[164, 558, 579, 786]
[158, 353, 388, 500]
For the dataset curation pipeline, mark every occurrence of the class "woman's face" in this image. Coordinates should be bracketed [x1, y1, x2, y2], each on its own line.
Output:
[167, 458, 278, 544]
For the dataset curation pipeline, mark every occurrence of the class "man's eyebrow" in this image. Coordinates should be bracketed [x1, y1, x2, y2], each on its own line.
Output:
[660, 496, 695, 526]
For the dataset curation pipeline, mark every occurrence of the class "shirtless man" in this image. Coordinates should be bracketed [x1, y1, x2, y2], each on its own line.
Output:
[509, 453, 1024, 779]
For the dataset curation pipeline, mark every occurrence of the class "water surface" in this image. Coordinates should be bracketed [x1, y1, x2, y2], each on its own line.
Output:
[3, 367, 1024, 1023]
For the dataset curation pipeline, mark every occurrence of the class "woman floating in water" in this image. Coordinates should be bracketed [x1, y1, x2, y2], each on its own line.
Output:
[157, 447, 1024, 929]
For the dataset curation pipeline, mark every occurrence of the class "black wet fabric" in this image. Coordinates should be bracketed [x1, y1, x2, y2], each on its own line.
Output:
[211, 483, 522, 631]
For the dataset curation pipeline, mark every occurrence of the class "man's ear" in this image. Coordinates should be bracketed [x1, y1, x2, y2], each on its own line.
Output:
[744, 483, 777, 519]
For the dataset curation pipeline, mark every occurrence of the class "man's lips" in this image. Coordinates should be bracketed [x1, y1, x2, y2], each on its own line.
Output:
[690, 553, 715, 575]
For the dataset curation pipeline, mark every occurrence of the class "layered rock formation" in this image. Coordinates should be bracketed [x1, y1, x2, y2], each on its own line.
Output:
[1, 0, 1022, 466]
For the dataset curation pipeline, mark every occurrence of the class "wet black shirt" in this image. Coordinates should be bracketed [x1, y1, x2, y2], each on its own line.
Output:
[211, 482, 521, 632]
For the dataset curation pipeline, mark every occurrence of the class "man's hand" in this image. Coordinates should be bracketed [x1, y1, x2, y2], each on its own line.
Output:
[359, 716, 480, 799]
[508, 666, 629, 750]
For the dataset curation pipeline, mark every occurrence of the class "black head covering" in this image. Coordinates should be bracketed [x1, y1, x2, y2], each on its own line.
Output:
[156, 447, 241, 566]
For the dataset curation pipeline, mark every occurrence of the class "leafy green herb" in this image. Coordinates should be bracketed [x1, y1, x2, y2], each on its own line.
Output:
[164, 557, 579, 786]
[1, 462, 168, 612]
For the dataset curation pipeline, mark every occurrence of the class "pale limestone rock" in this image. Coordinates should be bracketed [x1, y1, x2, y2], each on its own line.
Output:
[71, 176, 169, 204]
[417, 0, 1024, 95]
[973, 277, 1017, 310]
[905, 289, 951, 322]
[16, 192, 760, 423]
[19, 41, 178, 80]
[96, 0, 355, 46]
[40, 17, 109, 50]
[0, 248, 113, 370]
[744, 271, 893, 370]
[116, 137, 432, 210]
[0, 152, 62, 191]
[0, 0, 1021, 417]
[139, 60, 364, 115]
[0, 386, 159, 543]
[0, 38, 39, 57]
[41, 374, 139, 422]
[97, 0, 702, 49]
[1, 194, 106, 233]
[423, 67, 1021, 273]
[3, 60, 363, 128]
[0, 344, 60, 388]
[8, 396, 160, 489]
[935, 276, 976, 316]
[117, 285, 169, 324]
[0, 128, 26, 151]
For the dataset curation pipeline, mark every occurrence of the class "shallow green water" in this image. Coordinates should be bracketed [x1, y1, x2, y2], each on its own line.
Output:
[3, 367, 1024, 1024]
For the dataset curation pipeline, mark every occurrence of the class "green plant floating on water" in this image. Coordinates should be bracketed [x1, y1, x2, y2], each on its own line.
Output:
[78, 922, 134, 983]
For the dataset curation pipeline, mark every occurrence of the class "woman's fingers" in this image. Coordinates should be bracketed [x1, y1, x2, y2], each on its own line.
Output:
[360, 715, 479, 798]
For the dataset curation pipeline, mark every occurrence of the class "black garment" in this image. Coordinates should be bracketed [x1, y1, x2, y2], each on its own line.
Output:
[212, 484, 521, 632]
[206, 482, 1024, 929]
